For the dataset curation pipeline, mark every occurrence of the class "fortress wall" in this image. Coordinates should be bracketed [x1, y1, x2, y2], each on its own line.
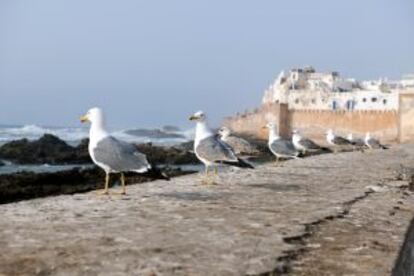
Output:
[223, 104, 400, 143]
[399, 92, 414, 143]
[288, 109, 398, 143]
[222, 104, 282, 140]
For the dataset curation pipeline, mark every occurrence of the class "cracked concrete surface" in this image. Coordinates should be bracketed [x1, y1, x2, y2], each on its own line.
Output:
[1, 146, 414, 275]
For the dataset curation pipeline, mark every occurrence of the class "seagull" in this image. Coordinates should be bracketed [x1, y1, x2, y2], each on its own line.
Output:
[263, 123, 299, 165]
[292, 129, 325, 155]
[189, 111, 253, 183]
[80, 107, 168, 195]
[217, 127, 260, 156]
[326, 129, 353, 153]
[347, 133, 366, 148]
[365, 132, 388, 150]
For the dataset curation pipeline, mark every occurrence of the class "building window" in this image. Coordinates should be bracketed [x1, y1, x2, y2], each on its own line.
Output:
[371, 97, 377, 102]
[311, 99, 316, 104]
[332, 100, 337, 111]
[295, 98, 299, 104]
[383, 99, 387, 104]
[362, 98, 367, 102]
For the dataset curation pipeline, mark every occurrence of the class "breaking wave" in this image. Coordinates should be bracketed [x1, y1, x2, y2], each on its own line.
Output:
[0, 124, 193, 146]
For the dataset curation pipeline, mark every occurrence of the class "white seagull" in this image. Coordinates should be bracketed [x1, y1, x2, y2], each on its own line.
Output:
[217, 126, 260, 155]
[263, 123, 299, 164]
[80, 107, 168, 195]
[326, 129, 353, 153]
[189, 111, 253, 183]
[292, 129, 325, 155]
[364, 132, 388, 150]
[347, 133, 366, 148]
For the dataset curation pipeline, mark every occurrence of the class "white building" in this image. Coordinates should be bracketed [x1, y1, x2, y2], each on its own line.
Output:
[401, 74, 414, 88]
[262, 66, 402, 111]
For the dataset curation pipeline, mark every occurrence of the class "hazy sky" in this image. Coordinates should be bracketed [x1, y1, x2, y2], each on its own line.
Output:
[1, 0, 413, 129]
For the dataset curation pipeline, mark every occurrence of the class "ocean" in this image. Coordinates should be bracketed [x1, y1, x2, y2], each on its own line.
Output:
[0, 124, 194, 174]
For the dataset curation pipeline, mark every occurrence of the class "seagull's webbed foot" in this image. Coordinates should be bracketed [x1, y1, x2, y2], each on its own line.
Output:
[96, 189, 109, 196]
[111, 190, 127, 196]
[201, 175, 218, 185]
[200, 167, 218, 185]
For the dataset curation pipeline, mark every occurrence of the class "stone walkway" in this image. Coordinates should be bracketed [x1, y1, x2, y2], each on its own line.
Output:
[1, 146, 414, 275]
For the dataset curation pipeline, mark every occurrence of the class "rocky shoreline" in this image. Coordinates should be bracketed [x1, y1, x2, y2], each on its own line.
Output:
[0, 134, 201, 166]
[0, 134, 270, 204]
[0, 134, 200, 204]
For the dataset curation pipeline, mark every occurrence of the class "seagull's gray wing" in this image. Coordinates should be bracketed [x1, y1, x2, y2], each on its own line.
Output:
[225, 136, 258, 154]
[333, 136, 352, 145]
[353, 138, 366, 147]
[299, 138, 321, 150]
[270, 139, 298, 157]
[93, 136, 150, 173]
[196, 136, 238, 163]
[367, 138, 382, 148]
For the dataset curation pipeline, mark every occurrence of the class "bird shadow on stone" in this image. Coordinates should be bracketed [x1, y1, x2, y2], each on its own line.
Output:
[247, 183, 301, 192]
[155, 192, 224, 201]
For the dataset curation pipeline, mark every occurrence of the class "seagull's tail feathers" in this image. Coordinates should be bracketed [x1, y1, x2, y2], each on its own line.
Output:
[319, 147, 332, 153]
[219, 158, 255, 169]
[381, 144, 390, 150]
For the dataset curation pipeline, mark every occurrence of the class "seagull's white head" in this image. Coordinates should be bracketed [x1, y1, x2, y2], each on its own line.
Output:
[80, 107, 105, 126]
[263, 122, 276, 130]
[218, 126, 231, 138]
[189, 111, 206, 122]
[292, 129, 299, 135]
[347, 133, 353, 141]
[326, 129, 334, 135]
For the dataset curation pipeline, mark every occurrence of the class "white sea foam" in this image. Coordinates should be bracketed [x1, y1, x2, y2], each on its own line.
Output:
[0, 125, 89, 144]
[0, 124, 192, 146]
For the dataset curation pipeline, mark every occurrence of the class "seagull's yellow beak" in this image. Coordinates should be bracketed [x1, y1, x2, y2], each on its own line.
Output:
[189, 115, 198, 121]
[80, 114, 88, 123]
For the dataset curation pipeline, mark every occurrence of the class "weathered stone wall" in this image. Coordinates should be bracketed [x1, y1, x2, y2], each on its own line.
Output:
[399, 92, 414, 143]
[288, 109, 398, 142]
[222, 104, 290, 140]
[223, 104, 399, 143]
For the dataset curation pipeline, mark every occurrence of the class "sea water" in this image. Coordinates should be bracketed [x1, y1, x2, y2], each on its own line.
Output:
[0, 124, 195, 174]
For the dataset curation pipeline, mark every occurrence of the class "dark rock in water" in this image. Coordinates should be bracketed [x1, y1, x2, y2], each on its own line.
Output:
[0, 160, 4, 167]
[136, 143, 199, 165]
[73, 138, 91, 162]
[125, 128, 185, 139]
[175, 140, 194, 152]
[0, 166, 194, 204]
[0, 134, 92, 165]
[162, 125, 181, 132]
[0, 135, 196, 166]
